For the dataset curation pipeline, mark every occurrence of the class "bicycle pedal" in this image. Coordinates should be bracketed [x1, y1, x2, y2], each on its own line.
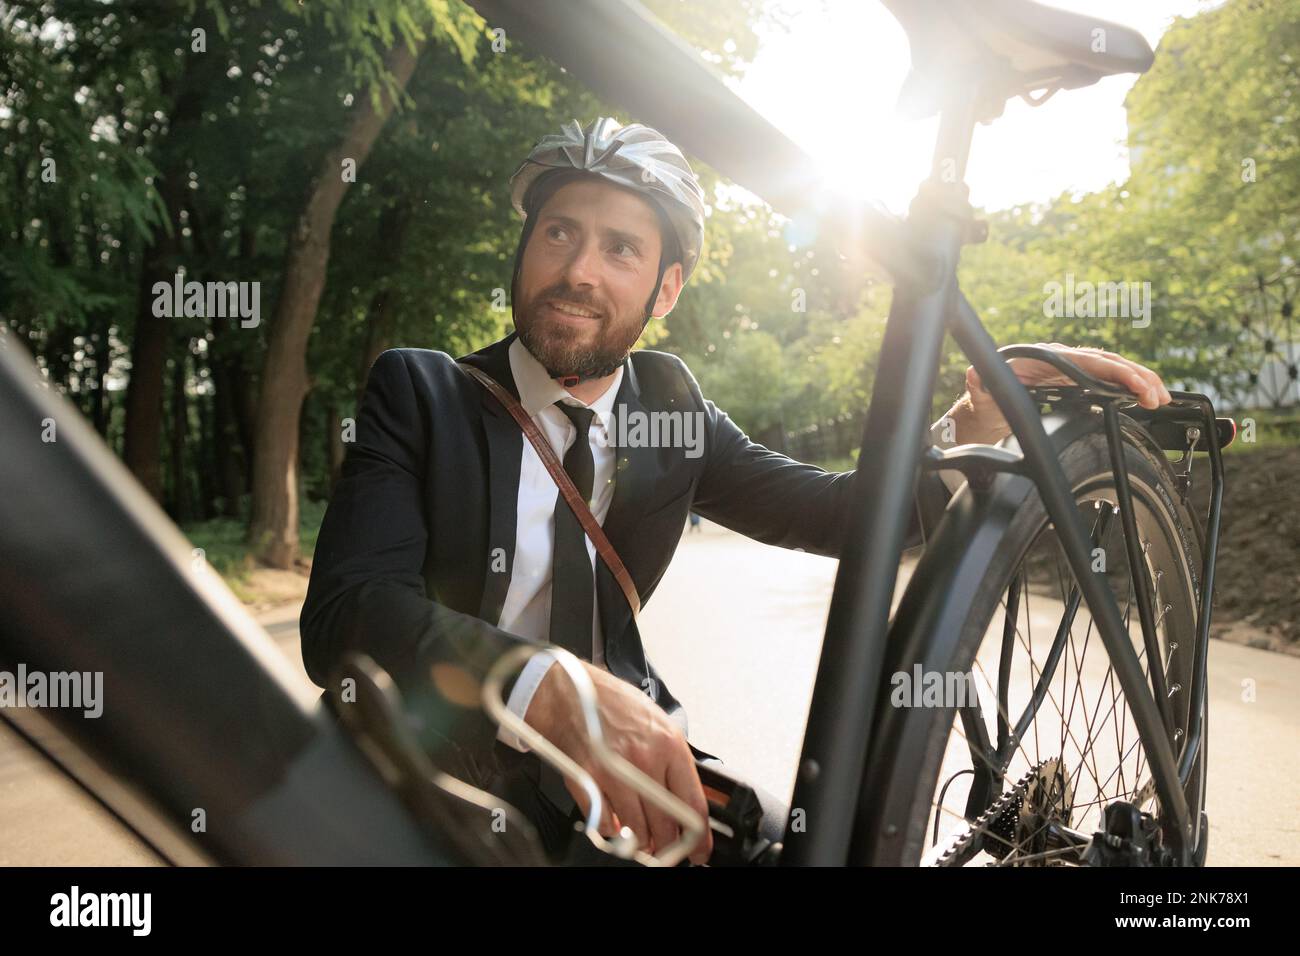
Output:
[695, 759, 777, 865]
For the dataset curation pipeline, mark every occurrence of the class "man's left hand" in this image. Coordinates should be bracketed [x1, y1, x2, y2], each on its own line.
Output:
[950, 342, 1172, 444]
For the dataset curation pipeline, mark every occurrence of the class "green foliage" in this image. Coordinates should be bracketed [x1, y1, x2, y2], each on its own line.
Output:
[657, 191, 890, 442]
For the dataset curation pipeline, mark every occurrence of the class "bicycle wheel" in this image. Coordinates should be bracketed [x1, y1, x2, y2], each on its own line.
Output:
[869, 422, 1208, 866]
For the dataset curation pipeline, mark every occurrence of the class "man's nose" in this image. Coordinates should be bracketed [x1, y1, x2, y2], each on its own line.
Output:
[561, 237, 602, 290]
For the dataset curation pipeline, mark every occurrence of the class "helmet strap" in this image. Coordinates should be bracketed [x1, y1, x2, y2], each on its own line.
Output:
[642, 255, 669, 327]
[641, 200, 681, 328]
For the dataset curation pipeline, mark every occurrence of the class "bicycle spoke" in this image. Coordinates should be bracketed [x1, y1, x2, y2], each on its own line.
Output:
[938, 674, 1069, 859]
[995, 589, 1073, 749]
[995, 844, 1081, 866]
[1069, 642, 1153, 823]
[1024, 572, 1041, 757]
[1066, 549, 1160, 823]
[1063, 605, 1104, 800]
[1088, 732, 1150, 809]
[922, 487, 1194, 866]
[971, 656, 1108, 814]
[951, 690, 1040, 787]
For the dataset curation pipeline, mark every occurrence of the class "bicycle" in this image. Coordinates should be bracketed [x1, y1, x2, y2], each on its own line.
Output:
[0, 0, 1233, 869]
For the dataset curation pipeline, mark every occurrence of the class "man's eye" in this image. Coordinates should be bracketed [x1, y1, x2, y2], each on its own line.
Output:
[612, 241, 638, 258]
[547, 225, 570, 241]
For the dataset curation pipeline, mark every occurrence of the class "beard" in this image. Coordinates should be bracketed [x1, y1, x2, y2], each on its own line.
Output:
[514, 281, 646, 381]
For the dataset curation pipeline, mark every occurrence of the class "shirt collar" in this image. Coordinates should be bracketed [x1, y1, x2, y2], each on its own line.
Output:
[508, 335, 625, 430]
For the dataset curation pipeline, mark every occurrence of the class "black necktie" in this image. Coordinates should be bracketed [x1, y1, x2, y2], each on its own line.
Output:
[549, 401, 597, 660]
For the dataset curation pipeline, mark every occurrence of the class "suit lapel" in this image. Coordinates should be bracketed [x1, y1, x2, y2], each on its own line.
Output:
[460, 333, 523, 626]
[597, 357, 660, 683]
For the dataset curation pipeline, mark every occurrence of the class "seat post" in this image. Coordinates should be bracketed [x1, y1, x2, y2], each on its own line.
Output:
[928, 88, 981, 188]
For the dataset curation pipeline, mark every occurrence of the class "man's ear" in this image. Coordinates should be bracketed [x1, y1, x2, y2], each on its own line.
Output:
[650, 261, 685, 318]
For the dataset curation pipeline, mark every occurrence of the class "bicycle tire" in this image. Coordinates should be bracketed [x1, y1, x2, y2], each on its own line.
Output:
[867, 420, 1208, 866]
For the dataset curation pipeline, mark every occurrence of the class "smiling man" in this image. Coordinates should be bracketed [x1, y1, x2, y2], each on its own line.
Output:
[301, 117, 1172, 867]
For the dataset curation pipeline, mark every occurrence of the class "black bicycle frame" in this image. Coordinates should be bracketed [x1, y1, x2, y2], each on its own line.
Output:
[781, 87, 1223, 867]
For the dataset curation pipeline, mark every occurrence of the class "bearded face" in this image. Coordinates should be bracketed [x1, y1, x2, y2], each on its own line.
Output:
[513, 177, 683, 381]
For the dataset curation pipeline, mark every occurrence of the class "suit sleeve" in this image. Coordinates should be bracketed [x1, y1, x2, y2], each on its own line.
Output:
[300, 349, 538, 770]
[683, 360, 953, 558]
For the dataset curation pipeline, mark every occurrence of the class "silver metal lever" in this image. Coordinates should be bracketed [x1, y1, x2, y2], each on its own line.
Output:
[482, 645, 709, 867]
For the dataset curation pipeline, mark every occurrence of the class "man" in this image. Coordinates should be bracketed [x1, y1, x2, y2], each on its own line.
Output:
[301, 117, 1172, 866]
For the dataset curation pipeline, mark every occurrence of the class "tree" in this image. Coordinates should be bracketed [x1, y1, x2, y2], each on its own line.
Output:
[246, 27, 432, 567]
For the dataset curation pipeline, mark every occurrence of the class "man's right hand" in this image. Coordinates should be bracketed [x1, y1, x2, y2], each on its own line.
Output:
[523, 660, 714, 865]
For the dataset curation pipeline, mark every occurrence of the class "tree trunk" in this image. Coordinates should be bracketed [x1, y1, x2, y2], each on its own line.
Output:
[121, 35, 216, 502]
[207, 335, 248, 518]
[123, 246, 174, 500]
[86, 322, 110, 438]
[197, 377, 217, 520]
[357, 288, 395, 404]
[168, 349, 192, 523]
[80, 201, 111, 439]
[233, 219, 259, 488]
[355, 192, 410, 402]
[189, 196, 247, 517]
[247, 39, 425, 568]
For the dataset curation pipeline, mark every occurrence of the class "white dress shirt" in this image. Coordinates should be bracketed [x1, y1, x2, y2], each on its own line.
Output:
[496, 338, 623, 751]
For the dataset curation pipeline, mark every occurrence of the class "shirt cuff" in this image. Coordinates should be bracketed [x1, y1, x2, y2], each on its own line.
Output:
[495, 652, 557, 753]
[929, 417, 967, 496]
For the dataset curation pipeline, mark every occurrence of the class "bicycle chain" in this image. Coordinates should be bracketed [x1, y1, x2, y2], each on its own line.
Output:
[929, 761, 1049, 867]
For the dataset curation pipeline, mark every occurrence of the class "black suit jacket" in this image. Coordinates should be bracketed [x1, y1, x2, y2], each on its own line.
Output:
[301, 331, 950, 775]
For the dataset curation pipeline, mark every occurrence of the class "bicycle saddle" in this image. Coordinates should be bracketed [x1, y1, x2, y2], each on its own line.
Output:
[883, 0, 1155, 119]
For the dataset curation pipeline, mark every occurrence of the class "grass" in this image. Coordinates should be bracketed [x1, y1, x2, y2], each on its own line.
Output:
[181, 498, 328, 602]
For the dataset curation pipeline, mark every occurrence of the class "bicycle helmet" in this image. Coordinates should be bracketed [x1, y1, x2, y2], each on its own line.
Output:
[508, 117, 706, 323]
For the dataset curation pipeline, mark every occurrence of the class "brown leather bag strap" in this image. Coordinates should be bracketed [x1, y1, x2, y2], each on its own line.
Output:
[457, 361, 641, 617]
